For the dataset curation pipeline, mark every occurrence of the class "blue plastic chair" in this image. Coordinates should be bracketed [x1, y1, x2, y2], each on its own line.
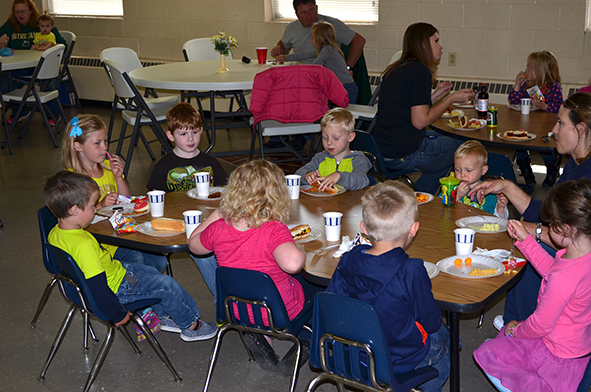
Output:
[39, 244, 181, 392]
[203, 267, 314, 392]
[486, 152, 533, 195]
[30, 207, 98, 349]
[306, 292, 438, 392]
[353, 130, 416, 189]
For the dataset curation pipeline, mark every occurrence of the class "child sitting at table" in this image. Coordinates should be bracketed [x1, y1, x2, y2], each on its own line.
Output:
[62, 114, 167, 273]
[276, 21, 358, 104]
[31, 14, 56, 51]
[44, 170, 217, 342]
[146, 102, 227, 297]
[474, 178, 591, 392]
[295, 107, 371, 191]
[452, 140, 508, 219]
[327, 181, 450, 392]
[189, 160, 323, 376]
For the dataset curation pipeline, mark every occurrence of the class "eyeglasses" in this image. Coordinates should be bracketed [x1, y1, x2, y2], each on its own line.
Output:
[13, 9, 30, 15]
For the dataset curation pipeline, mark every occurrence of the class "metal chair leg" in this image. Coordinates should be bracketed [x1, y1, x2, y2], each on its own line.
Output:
[203, 324, 230, 391]
[30, 276, 58, 328]
[82, 323, 116, 392]
[477, 310, 485, 329]
[38, 304, 78, 381]
[117, 322, 142, 355]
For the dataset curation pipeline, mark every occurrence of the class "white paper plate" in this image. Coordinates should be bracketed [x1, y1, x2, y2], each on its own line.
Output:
[137, 221, 185, 237]
[291, 227, 322, 243]
[441, 109, 464, 118]
[301, 184, 346, 197]
[97, 203, 149, 218]
[453, 102, 474, 108]
[497, 132, 537, 142]
[455, 216, 508, 233]
[424, 261, 439, 279]
[436, 255, 504, 279]
[416, 192, 434, 205]
[447, 118, 487, 131]
[186, 186, 225, 201]
[508, 104, 540, 112]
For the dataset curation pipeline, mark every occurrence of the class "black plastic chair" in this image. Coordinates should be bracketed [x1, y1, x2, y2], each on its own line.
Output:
[353, 130, 416, 189]
[203, 267, 313, 392]
[39, 244, 181, 392]
[306, 292, 438, 392]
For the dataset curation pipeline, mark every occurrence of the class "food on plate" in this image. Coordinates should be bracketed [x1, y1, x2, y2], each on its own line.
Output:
[448, 116, 483, 129]
[208, 191, 222, 199]
[504, 269, 519, 274]
[133, 199, 149, 213]
[290, 224, 311, 241]
[501, 130, 530, 140]
[151, 218, 185, 232]
[443, 108, 462, 117]
[454, 258, 462, 266]
[454, 257, 472, 266]
[416, 192, 430, 204]
[468, 268, 498, 277]
[465, 257, 472, 265]
[308, 181, 338, 195]
[480, 223, 500, 232]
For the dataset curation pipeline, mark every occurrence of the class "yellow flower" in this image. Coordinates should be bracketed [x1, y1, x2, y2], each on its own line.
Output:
[210, 31, 238, 56]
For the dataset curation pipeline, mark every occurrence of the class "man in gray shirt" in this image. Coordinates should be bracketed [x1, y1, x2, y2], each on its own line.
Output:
[270, 0, 366, 74]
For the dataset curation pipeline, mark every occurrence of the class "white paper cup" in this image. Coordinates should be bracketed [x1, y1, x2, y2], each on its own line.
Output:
[323, 212, 343, 242]
[183, 210, 203, 239]
[285, 174, 301, 200]
[454, 228, 476, 255]
[521, 98, 532, 115]
[147, 190, 165, 217]
[193, 172, 210, 197]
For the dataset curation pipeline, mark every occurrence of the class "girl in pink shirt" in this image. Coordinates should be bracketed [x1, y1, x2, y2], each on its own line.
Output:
[189, 160, 320, 376]
[474, 178, 591, 392]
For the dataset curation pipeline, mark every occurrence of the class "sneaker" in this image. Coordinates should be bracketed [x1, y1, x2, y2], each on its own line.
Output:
[493, 315, 504, 331]
[242, 332, 280, 372]
[180, 320, 218, 342]
[159, 317, 182, 333]
[7, 110, 30, 125]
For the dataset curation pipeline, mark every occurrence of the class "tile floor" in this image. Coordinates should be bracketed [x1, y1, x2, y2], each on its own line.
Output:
[0, 104, 552, 392]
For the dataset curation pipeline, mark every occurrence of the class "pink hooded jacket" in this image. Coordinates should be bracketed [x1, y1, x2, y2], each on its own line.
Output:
[249, 64, 349, 127]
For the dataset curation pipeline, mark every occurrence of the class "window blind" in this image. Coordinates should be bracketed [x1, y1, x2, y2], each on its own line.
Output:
[272, 0, 378, 23]
[47, 0, 123, 17]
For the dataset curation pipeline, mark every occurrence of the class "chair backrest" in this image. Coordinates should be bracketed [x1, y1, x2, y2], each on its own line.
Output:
[390, 50, 403, 64]
[99, 47, 143, 73]
[486, 152, 518, 183]
[38, 206, 59, 274]
[37, 44, 65, 80]
[59, 31, 75, 80]
[182, 38, 233, 62]
[353, 130, 387, 175]
[102, 58, 136, 99]
[215, 267, 299, 334]
[48, 244, 111, 322]
[309, 292, 398, 388]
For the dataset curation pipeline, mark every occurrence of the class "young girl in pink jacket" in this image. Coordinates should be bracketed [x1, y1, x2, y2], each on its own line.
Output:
[474, 178, 591, 392]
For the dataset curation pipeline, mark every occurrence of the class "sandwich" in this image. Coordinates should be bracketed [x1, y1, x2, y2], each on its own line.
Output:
[133, 198, 149, 213]
[151, 218, 185, 232]
[310, 180, 338, 195]
[459, 115, 469, 128]
[290, 224, 311, 241]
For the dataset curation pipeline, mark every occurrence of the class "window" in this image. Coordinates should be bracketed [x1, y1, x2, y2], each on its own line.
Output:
[272, 0, 378, 23]
[47, 0, 123, 17]
[587, 0, 591, 30]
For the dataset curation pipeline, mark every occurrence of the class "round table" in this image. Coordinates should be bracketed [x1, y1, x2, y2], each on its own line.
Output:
[1, 50, 43, 71]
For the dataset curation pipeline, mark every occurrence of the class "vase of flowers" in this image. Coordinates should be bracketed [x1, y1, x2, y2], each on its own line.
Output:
[211, 32, 238, 74]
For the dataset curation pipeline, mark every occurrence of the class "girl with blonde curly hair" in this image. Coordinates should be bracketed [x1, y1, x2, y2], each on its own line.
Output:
[190, 160, 321, 375]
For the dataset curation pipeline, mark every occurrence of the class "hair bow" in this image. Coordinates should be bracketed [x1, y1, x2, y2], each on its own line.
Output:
[69, 117, 82, 138]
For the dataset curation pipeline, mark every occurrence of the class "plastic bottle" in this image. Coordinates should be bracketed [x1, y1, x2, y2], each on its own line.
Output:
[476, 83, 489, 118]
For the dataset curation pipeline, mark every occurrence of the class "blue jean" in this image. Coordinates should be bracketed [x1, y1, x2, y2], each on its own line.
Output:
[190, 253, 218, 298]
[502, 242, 555, 323]
[416, 323, 451, 392]
[384, 130, 462, 195]
[344, 82, 358, 105]
[114, 247, 168, 274]
[116, 262, 200, 329]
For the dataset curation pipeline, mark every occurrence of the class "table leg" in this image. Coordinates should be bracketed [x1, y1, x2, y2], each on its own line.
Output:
[165, 253, 173, 277]
[205, 90, 217, 153]
[449, 311, 460, 392]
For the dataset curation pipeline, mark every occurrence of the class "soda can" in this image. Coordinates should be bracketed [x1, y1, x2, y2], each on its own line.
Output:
[487, 106, 498, 127]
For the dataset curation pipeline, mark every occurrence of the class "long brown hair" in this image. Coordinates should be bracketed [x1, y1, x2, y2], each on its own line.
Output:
[311, 21, 345, 60]
[62, 115, 109, 176]
[527, 50, 561, 90]
[541, 178, 591, 240]
[382, 22, 439, 81]
[6, 0, 40, 32]
[562, 92, 591, 163]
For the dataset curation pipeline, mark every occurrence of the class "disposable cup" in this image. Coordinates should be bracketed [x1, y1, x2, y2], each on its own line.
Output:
[323, 212, 343, 242]
[183, 210, 203, 239]
[454, 228, 476, 255]
[521, 98, 532, 115]
[256, 47, 267, 64]
[147, 190, 165, 218]
[193, 172, 210, 197]
[285, 174, 301, 200]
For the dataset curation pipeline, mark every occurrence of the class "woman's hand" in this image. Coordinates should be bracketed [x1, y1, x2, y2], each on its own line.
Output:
[449, 88, 475, 104]
[507, 219, 528, 242]
[0, 34, 9, 48]
[431, 81, 453, 103]
[514, 71, 527, 90]
[496, 193, 508, 215]
[467, 180, 508, 203]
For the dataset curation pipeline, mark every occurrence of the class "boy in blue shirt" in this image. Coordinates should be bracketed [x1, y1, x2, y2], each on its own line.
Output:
[45, 171, 217, 341]
[327, 181, 450, 392]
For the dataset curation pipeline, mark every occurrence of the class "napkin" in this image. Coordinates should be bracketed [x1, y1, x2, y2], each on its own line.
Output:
[91, 214, 108, 225]
[331, 236, 353, 258]
[473, 247, 525, 264]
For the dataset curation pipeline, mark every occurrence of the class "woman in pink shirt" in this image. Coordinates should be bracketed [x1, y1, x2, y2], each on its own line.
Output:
[189, 160, 321, 377]
[474, 178, 591, 392]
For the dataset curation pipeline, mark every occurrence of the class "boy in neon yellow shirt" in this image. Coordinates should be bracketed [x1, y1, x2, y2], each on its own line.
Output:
[296, 108, 371, 190]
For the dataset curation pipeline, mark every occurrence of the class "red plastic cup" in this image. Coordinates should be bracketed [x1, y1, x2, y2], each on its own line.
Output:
[256, 47, 267, 64]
